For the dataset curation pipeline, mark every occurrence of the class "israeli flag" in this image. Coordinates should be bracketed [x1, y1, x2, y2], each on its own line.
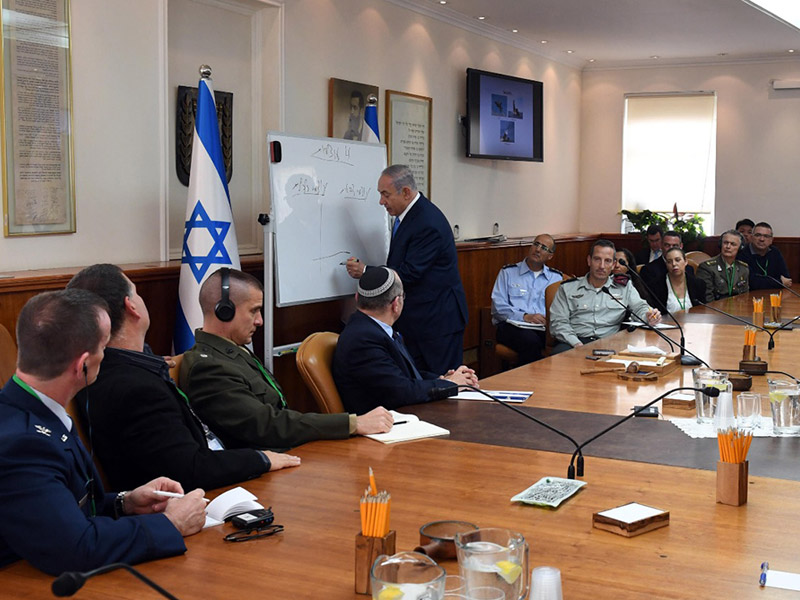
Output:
[174, 71, 240, 354]
[364, 96, 380, 143]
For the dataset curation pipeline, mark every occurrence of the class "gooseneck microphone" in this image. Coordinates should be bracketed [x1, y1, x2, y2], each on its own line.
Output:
[429, 385, 586, 478]
[567, 386, 721, 478]
[757, 274, 800, 300]
[617, 258, 703, 366]
[52, 563, 180, 599]
[695, 300, 778, 350]
[600, 287, 709, 367]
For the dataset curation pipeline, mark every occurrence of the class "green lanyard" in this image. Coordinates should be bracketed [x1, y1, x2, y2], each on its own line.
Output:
[668, 277, 686, 310]
[724, 263, 736, 297]
[13, 374, 97, 516]
[756, 258, 769, 276]
[247, 350, 287, 408]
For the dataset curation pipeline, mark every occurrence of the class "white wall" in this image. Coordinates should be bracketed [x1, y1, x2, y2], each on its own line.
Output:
[282, 0, 583, 239]
[0, 0, 165, 272]
[580, 60, 800, 235]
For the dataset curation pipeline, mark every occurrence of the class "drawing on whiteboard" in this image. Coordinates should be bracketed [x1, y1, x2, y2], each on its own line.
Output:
[311, 143, 354, 165]
[313, 250, 352, 262]
[291, 176, 328, 197]
[341, 183, 371, 202]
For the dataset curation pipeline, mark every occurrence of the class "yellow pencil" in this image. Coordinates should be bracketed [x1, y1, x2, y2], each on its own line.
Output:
[369, 466, 377, 496]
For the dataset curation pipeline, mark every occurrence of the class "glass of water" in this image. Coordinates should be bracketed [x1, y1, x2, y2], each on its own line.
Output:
[768, 379, 800, 435]
[455, 528, 529, 600]
[371, 551, 446, 600]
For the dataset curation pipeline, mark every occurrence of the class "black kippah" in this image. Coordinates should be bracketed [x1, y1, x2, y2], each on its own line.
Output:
[358, 267, 394, 297]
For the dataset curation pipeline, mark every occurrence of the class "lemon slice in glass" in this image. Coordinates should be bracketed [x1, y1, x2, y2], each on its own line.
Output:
[495, 560, 522, 584]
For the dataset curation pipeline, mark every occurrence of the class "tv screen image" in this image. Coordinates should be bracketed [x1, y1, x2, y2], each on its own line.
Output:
[466, 68, 543, 162]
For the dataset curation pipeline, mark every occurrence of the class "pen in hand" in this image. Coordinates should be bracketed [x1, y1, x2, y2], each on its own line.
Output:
[153, 490, 210, 503]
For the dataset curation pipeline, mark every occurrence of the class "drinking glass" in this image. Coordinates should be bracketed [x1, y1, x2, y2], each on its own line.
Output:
[693, 368, 730, 424]
[371, 551, 446, 600]
[736, 392, 761, 430]
[768, 379, 800, 435]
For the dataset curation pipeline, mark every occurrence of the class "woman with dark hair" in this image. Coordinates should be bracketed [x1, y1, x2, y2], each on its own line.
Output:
[612, 248, 649, 301]
[650, 247, 706, 313]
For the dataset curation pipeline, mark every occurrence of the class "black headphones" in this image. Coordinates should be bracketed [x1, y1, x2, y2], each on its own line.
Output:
[214, 268, 236, 322]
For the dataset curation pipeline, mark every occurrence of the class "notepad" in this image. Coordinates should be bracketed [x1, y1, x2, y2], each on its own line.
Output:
[204, 486, 264, 528]
[506, 319, 545, 331]
[364, 410, 449, 444]
[454, 390, 532, 403]
[592, 502, 669, 537]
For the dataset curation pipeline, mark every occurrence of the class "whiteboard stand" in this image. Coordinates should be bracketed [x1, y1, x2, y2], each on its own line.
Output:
[259, 213, 275, 371]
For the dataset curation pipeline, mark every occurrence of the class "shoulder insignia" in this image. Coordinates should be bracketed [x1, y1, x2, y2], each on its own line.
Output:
[501, 263, 517, 269]
[549, 267, 563, 276]
[34, 424, 51, 437]
[561, 277, 579, 284]
[736, 260, 748, 267]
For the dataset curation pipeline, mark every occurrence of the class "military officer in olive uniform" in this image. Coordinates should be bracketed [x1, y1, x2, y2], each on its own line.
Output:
[696, 230, 749, 302]
[549, 239, 661, 354]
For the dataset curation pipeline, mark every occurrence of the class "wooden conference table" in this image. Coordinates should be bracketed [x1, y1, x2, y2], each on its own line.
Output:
[2, 291, 800, 598]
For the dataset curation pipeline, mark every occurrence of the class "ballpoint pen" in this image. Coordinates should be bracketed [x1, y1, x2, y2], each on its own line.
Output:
[153, 490, 210, 503]
[759, 561, 769, 587]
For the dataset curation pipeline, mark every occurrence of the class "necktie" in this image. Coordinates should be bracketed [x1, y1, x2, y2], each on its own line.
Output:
[393, 332, 422, 380]
[392, 218, 400, 237]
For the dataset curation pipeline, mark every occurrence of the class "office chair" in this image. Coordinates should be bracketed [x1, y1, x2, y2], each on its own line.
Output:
[296, 332, 345, 414]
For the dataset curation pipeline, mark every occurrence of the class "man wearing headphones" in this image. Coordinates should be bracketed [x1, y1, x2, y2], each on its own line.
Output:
[0, 289, 206, 575]
[696, 230, 750, 301]
[68, 264, 300, 493]
[179, 268, 393, 451]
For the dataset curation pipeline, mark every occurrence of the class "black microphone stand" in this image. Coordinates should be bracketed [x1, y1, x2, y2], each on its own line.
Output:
[696, 301, 779, 350]
[52, 563, 181, 599]
[601, 287, 709, 367]
[436, 385, 586, 478]
[760, 275, 800, 301]
[618, 258, 703, 366]
[567, 386, 720, 479]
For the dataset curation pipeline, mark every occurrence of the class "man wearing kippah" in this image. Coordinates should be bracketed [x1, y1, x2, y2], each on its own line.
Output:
[344, 165, 467, 375]
[333, 267, 478, 414]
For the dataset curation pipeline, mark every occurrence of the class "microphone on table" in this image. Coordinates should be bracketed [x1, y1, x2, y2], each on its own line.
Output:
[756, 274, 800, 300]
[52, 563, 180, 599]
[428, 384, 587, 478]
[567, 386, 721, 479]
[600, 287, 709, 367]
[617, 258, 703, 366]
[695, 300, 779, 350]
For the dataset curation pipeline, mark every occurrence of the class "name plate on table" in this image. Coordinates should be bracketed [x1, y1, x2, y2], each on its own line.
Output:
[592, 502, 669, 537]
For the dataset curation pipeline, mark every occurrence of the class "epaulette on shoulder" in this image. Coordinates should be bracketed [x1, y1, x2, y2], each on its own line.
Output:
[736, 259, 749, 267]
[549, 267, 563, 276]
[561, 276, 579, 284]
[501, 263, 517, 269]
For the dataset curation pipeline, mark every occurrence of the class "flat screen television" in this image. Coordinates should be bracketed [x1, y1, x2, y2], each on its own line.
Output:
[465, 68, 543, 162]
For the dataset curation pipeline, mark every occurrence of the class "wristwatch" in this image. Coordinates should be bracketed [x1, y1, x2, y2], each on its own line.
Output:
[114, 491, 128, 518]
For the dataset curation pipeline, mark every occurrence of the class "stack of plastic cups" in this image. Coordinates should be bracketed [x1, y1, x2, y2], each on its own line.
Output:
[714, 390, 736, 432]
[531, 567, 563, 600]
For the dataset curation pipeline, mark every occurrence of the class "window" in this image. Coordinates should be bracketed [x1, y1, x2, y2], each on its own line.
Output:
[621, 93, 717, 232]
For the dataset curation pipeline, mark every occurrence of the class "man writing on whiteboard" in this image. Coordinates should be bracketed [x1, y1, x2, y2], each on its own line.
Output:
[345, 165, 468, 374]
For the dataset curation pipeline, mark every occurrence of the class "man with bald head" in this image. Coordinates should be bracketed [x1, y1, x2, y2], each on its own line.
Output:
[179, 268, 393, 451]
[490, 234, 563, 364]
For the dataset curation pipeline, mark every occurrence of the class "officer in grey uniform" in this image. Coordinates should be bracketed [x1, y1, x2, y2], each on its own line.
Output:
[696, 230, 749, 302]
[550, 239, 661, 354]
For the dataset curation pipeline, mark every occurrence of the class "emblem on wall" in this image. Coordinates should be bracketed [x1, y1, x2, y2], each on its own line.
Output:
[176, 85, 233, 186]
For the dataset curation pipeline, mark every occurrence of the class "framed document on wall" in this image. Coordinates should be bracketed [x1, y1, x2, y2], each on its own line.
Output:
[385, 90, 432, 198]
[1, 0, 75, 236]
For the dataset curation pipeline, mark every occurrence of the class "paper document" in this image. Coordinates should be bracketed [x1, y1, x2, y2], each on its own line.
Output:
[454, 390, 532, 403]
[506, 319, 545, 331]
[764, 570, 800, 592]
[623, 321, 679, 330]
[365, 410, 449, 444]
[204, 486, 263, 528]
[626, 344, 666, 356]
[596, 502, 665, 524]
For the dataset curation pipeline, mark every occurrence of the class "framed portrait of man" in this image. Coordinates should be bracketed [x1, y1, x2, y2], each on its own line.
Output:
[328, 78, 379, 141]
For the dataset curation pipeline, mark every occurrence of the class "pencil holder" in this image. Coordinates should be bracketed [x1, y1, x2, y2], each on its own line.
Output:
[716, 460, 748, 506]
[742, 344, 756, 361]
[752, 311, 764, 328]
[355, 530, 396, 595]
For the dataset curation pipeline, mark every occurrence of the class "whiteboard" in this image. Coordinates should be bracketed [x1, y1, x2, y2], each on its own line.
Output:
[267, 132, 390, 307]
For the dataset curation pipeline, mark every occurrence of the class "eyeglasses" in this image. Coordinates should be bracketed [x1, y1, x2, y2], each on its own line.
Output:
[752, 233, 773, 239]
[532, 241, 554, 254]
[224, 524, 284, 542]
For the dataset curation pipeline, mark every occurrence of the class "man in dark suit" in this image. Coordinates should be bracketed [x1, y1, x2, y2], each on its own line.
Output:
[639, 230, 695, 293]
[68, 264, 301, 492]
[0, 289, 205, 574]
[334, 267, 477, 414]
[345, 164, 468, 373]
[180, 268, 393, 451]
[634, 224, 664, 265]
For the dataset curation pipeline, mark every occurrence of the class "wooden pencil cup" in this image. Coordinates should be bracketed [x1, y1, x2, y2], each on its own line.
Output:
[716, 461, 748, 506]
[355, 530, 396, 595]
[742, 344, 756, 361]
[752, 312, 764, 328]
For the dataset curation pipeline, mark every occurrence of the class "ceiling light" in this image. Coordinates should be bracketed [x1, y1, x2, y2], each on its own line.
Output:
[477, 16, 486, 20]
[438, 0, 446, 4]
[650, 55, 660, 59]
[566, 50, 574, 54]
[588, 58, 596, 63]
[540, 40, 548, 44]
[511, 29, 518, 33]
[789, 49, 796, 53]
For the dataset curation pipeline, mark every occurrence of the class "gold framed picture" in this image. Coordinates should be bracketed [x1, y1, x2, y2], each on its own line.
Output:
[385, 90, 432, 198]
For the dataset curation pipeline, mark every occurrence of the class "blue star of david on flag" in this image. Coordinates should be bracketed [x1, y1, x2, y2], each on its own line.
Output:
[174, 72, 240, 354]
[182, 201, 233, 283]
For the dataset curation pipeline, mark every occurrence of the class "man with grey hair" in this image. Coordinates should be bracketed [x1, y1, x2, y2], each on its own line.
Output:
[696, 230, 750, 301]
[334, 266, 477, 414]
[345, 164, 468, 375]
